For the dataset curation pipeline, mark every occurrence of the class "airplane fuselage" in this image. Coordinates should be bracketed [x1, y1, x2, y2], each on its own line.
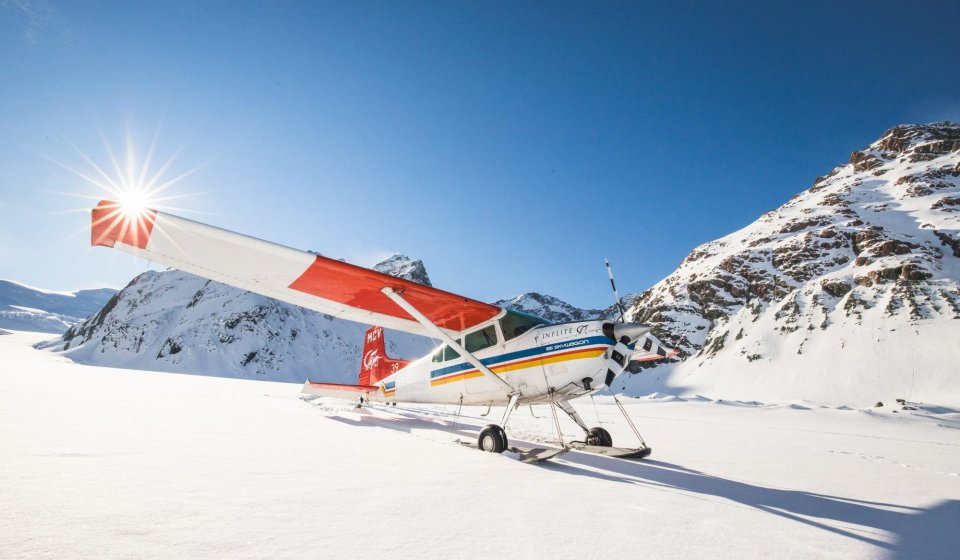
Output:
[360, 317, 636, 406]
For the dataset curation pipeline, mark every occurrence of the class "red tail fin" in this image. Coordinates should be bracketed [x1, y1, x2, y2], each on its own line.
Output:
[359, 326, 410, 385]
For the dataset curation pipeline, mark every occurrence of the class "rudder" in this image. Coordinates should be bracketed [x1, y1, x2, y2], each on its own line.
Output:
[359, 326, 410, 385]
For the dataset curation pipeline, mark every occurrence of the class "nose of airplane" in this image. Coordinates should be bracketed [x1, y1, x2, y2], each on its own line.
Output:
[601, 322, 652, 387]
[612, 322, 651, 344]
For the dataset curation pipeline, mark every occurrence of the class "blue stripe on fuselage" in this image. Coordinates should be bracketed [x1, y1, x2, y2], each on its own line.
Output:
[429, 335, 614, 380]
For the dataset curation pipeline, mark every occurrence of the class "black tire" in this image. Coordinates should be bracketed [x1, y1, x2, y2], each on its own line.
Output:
[586, 427, 613, 447]
[478, 424, 508, 453]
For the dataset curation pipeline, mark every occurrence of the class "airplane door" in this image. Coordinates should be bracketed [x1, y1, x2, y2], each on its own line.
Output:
[463, 324, 508, 397]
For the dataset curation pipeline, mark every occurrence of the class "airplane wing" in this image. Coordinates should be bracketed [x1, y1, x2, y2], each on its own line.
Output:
[90, 200, 501, 337]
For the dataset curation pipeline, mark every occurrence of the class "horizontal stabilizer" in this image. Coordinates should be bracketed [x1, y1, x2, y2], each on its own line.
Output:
[302, 381, 378, 400]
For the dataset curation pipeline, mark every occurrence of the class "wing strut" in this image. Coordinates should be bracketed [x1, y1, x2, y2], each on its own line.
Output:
[381, 287, 517, 397]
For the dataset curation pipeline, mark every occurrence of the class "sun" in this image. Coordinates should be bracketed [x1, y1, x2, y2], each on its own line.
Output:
[117, 188, 150, 217]
[47, 123, 206, 235]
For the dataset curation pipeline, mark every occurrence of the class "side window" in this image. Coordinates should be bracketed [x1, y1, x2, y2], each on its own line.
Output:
[642, 338, 653, 352]
[500, 310, 550, 342]
[465, 325, 498, 353]
[432, 347, 444, 363]
[443, 342, 461, 361]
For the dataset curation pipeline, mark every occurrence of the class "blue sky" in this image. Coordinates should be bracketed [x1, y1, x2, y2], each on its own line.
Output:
[1, 1, 958, 309]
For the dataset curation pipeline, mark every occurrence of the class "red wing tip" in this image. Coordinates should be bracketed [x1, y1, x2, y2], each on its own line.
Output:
[95, 199, 120, 209]
[91, 200, 158, 250]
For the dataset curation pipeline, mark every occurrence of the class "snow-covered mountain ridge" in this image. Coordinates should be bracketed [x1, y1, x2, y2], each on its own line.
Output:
[0, 279, 116, 334]
[617, 123, 960, 406]
[491, 292, 603, 323]
[43, 256, 437, 383]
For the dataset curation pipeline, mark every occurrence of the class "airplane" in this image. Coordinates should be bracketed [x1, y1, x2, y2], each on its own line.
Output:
[89, 199, 678, 462]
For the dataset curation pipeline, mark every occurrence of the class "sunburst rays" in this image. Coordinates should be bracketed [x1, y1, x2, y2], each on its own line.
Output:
[44, 123, 211, 246]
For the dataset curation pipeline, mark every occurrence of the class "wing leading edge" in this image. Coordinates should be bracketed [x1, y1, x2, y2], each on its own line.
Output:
[91, 200, 501, 336]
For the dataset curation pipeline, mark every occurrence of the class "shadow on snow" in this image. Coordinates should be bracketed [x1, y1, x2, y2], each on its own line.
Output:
[319, 404, 958, 560]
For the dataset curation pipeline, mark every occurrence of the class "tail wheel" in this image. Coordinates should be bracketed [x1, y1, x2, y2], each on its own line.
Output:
[586, 427, 613, 447]
[478, 424, 508, 453]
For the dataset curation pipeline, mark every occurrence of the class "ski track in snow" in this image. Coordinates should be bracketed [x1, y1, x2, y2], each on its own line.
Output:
[2, 331, 959, 560]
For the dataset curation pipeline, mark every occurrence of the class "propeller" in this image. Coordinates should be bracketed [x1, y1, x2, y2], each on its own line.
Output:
[600, 259, 652, 387]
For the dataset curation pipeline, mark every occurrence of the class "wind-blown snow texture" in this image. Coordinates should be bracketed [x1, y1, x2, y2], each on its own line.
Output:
[0, 279, 116, 334]
[43, 256, 436, 383]
[617, 123, 960, 406]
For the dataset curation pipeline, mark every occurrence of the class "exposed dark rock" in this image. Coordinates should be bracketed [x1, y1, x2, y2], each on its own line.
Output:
[820, 280, 852, 298]
[932, 196, 960, 211]
[934, 231, 960, 258]
[849, 151, 884, 172]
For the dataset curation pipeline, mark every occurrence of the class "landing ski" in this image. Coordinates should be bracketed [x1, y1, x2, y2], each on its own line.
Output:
[568, 442, 652, 460]
[506, 445, 568, 464]
[455, 439, 568, 464]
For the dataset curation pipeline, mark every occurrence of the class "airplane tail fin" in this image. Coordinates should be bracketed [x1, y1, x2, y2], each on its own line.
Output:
[358, 326, 410, 386]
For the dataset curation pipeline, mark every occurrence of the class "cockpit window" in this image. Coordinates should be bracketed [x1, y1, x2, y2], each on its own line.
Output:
[465, 325, 498, 352]
[500, 310, 551, 342]
[443, 343, 461, 361]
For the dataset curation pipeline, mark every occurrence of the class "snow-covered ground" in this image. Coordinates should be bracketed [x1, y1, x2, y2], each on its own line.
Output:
[2, 331, 958, 559]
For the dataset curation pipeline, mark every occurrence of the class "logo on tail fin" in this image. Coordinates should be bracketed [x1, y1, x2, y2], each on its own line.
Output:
[363, 349, 383, 370]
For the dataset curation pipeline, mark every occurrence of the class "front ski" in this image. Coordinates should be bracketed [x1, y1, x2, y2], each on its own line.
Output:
[454, 439, 567, 463]
[507, 445, 568, 464]
[568, 442, 652, 460]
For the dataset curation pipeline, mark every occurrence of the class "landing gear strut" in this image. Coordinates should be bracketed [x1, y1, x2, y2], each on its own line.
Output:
[555, 397, 652, 459]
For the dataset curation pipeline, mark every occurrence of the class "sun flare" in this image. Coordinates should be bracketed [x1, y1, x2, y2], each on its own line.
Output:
[117, 188, 151, 217]
[47, 124, 207, 240]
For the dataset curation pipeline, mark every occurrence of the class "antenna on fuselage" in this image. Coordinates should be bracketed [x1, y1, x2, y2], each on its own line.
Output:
[605, 258, 627, 324]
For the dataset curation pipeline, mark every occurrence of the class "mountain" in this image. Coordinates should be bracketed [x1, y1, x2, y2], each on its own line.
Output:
[616, 123, 960, 406]
[373, 254, 432, 286]
[492, 292, 603, 323]
[41, 255, 437, 383]
[0, 280, 117, 334]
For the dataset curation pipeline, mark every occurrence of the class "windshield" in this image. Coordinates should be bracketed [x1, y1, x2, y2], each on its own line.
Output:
[499, 309, 551, 341]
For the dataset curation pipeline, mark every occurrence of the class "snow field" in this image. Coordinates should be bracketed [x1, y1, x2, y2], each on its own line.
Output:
[2, 332, 959, 559]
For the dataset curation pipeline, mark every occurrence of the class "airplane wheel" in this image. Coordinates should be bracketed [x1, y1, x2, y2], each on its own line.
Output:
[586, 427, 613, 447]
[478, 424, 508, 453]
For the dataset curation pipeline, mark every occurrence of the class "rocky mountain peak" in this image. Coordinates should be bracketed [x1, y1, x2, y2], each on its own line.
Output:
[491, 292, 602, 323]
[619, 122, 960, 406]
[871, 121, 960, 155]
[373, 254, 432, 287]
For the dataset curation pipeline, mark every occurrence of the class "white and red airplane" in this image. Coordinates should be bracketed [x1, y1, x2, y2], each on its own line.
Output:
[90, 199, 677, 461]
